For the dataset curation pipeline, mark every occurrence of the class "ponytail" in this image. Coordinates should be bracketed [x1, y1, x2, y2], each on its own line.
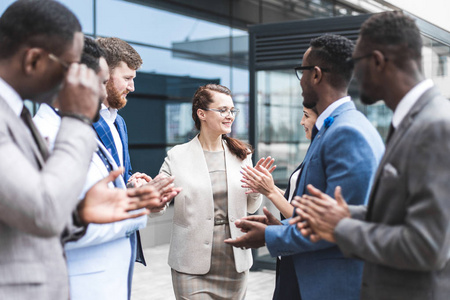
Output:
[222, 134, 253, 160]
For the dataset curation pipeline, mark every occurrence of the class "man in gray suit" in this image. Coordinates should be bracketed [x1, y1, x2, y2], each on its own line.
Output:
[292, 11, 450, 300]
[0, 1, 159, 299]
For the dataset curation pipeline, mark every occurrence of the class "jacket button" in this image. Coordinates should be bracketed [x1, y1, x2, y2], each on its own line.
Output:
[230, 217, 236, 222]
[205, 241, 209, 245]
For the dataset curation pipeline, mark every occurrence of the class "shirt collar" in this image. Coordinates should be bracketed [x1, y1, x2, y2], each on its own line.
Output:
[315, 96, 351, 130]
[99, 103, 118, 124]
[391, 79, 434, 129]
[0, 76, 23, 116]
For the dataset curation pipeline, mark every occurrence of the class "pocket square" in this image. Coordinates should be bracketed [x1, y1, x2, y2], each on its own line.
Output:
[383, 163, 398, 178]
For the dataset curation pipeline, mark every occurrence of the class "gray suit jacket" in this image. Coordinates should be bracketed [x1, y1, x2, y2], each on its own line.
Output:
[335, 87, 450, 300]
[0, 97, 97, 300]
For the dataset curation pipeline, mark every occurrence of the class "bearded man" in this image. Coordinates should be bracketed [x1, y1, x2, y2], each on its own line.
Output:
[93, 37, 147, 298]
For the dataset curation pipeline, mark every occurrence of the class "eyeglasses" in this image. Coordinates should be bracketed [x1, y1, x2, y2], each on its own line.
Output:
[48, 53, 70, 71]
[345, 53, 373, 67]
[294, 66, 330, 80]
[346, 52, 389, 67]
[205, 108, 240, 117]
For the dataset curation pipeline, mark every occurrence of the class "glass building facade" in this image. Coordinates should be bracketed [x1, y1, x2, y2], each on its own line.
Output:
[1, 1, 449, 254]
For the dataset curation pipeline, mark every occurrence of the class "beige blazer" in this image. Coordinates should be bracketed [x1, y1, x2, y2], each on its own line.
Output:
[160, 136, 262, 274]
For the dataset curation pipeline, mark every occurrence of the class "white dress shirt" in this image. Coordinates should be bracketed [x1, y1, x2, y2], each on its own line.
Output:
[33, 104, 61, 151]
[315, 96, 351, 131]
[391, 79, 434, 129]
[33, 101, 146, 300]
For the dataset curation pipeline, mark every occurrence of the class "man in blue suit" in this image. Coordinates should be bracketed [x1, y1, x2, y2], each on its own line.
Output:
[226, 34, 385, 299]
[93, 37, 147, 296]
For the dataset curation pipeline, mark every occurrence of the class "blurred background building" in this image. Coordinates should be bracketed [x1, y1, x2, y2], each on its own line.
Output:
[2, 0, 448, 269]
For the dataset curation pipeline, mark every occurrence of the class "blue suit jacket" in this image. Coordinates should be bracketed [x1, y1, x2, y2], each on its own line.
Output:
[93, 113, 146, 297]
[93, 114, 132, 182]
[266, 101, 385, 300]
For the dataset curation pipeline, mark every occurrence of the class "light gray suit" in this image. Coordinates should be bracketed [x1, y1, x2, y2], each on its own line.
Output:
[334, 87, 450, 300]
[0, 97, 96, 299]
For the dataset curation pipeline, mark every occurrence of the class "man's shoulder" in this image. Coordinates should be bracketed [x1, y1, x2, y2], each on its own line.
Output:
[325, 109, 375, 136]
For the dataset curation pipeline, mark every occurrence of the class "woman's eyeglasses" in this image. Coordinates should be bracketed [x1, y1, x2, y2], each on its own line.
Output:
[205, 108, 240, 117]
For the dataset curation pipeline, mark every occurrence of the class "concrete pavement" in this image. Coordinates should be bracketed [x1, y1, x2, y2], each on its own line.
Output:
[131, 243, 276, 299]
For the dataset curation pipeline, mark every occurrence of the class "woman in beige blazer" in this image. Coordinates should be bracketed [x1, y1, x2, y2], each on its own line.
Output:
[160, 84, 263, 299]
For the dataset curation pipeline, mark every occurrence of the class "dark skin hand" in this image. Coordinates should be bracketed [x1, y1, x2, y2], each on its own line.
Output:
[242, 207, 282, 226]
[127, 174, 182, 212]
[224, 207, 280, 249]
[78, 168, 156, 224]
[290, 184, 351, 243]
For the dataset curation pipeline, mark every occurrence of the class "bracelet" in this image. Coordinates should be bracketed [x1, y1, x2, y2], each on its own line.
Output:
[60, 112, 93, 126]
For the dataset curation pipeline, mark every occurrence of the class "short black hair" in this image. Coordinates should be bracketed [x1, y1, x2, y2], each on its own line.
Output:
[0, 0, 82, 58]
[81, 37, 106, 72]
[359, 11, 422, 69]
[308, 34, 354, 89]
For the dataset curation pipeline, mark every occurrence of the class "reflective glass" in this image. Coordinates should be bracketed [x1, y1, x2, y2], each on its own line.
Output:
[422, 36, 450, 98]
[257, 70, 304, 186]
[56, 0, 94, 34]
[96, 0, 247, 48]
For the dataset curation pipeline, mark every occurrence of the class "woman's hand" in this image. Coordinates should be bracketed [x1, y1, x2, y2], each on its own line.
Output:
[255, 156, 277, 173]
[241, 163, 277, 197]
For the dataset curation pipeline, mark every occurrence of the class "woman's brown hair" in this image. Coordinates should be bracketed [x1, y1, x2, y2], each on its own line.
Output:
[192, 84, 253, 160]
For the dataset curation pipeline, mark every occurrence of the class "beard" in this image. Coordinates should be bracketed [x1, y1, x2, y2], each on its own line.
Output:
[106, 80, 128, 110]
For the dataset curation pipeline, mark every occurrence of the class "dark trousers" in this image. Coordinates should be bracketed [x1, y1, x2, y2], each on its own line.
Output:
[273, 256, 302, 300]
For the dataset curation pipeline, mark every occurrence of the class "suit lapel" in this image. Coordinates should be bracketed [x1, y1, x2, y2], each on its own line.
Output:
[223, 139, 241, 214]
[114, 115, 129, 170]
[366, 87, 440, 220]
[93, 116, 120, 167]
[296, 101, 356, 196]
[191, 136, 214, 204]
[96, 140, 126, 189]
[0, 97, 45, 169]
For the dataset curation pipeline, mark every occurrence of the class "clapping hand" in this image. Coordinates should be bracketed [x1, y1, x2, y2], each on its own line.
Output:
[241, 157, 277, 195]
[224, 207, 279, 249]
[78, 168, 155, 224]
[127, 172, 152, 188]
[290, 184, 350, 243]
[242, 207, 281, 227]
[144, 174, 182, 212]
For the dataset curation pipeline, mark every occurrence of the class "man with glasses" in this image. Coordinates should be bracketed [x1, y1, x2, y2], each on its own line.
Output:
[0, 1, 162, 299]
[226, 34, 384, 300]
[292, 11, 450, 300]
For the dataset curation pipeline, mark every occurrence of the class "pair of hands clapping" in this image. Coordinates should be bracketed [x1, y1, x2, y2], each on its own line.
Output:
[78, 169, 181, 225]
[128, 172, 182, 213]
[241, 156, 279, 196]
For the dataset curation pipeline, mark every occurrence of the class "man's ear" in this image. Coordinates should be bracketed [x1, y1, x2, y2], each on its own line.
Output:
[23, 48, 46, 75]
[372, 50, 387, 70]
[313, 66, 324, 84]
